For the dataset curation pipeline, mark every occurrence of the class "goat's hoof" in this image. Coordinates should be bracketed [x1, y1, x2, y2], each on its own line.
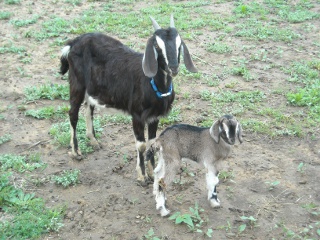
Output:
[89, 139, 100, 150]
[209, 198, 221, 208]
[159, 207, 170, 217]
[68, 151, 83, 161]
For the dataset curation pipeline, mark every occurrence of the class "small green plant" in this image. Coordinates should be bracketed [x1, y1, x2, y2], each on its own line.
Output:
[25, 105, 69, 119]
[0, 11, 12, 20]
[169, 202, 213, 237]
[5, 0, 21, 4]
[0, 134, 11, 145]
[160, 105, 182, 125]
[297, 162, 306, 174]
[238, 216, 258, 233]
[218, 170, 235, 182]
[144, 228, 161, 240]
[24, 83, 69, 101]
[52, 169, 80, 188]
[265, 180, 280, 190]
[0, 153, 46, 172]
[206, 42, 232, 54]
[10, 15, 39, 28]
[0, 44, 26, 54]
[49, 116, 104, 155]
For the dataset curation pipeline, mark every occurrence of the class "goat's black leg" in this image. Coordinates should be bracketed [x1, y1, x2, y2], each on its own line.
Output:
[69, 87, 85, 160]
[146, 120, 159, 180]
[85, 103, 100, 149]
[132, 116, 147, 183]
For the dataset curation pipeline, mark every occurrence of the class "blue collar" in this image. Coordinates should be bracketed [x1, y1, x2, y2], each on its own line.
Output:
[150, 78, 173, 99]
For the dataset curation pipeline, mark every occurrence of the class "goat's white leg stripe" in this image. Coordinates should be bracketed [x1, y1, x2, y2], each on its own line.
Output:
[135, 140, 146, 181]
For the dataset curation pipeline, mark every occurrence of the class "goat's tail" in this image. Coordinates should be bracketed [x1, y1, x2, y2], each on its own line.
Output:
[60, 45, 70, 75]
[145, 139, 161, 162]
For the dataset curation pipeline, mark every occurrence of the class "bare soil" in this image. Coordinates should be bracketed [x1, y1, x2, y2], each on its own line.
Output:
[1, 1, 320, 240]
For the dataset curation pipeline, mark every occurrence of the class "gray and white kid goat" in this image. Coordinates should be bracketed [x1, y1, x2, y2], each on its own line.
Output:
[59, 15, 197, 183]
[145, 115, 243, 216]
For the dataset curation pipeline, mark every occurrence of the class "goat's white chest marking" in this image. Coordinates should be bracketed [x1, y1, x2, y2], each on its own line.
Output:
[87, 95, 106, 108]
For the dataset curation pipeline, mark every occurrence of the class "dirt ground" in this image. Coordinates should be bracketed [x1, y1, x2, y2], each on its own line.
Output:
[1, 1, 320, 239]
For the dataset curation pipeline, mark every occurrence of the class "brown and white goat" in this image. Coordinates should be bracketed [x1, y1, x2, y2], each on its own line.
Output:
[59, 16, 197, 183]
[145, 115, 243, 216]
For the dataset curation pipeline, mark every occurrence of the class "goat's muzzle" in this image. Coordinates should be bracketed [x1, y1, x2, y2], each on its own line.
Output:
[169, 66, 179, 77]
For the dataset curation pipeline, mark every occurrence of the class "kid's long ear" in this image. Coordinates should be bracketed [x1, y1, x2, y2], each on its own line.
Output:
[210, 120, 221, 144]
[142, 37, 158, 77]
[237, 122, 243, 144]
[182, 40, 197, 73]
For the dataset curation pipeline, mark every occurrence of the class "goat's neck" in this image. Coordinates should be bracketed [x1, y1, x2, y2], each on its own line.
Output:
[153, 68, 172, 93]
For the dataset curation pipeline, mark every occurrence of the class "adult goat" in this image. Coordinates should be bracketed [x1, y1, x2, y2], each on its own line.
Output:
[59, 15, 197, 183]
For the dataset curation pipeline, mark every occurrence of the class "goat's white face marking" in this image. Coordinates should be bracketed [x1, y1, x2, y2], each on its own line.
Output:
[155, 36, 168, 65]
[222, 122, 229, 139]
[176, 35, 181, 58]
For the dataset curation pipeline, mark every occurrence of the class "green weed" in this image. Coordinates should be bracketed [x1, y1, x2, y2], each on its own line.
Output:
[206, 42, 232, 54]
[265, 180, 280, 190]
[24, 83, 69, 101]
[52, 169, 80, 188]
[0, 44, 26, 54]
[160, 105, 182, 126]
[10, 15, 40, 28]
[49, 116, 104, 155]
[103, 114, 131, 124]
[238, 216, 258, 233]
[0, 11, 12, 20]
[0, 153, 46, 173]
[144, 228, 161, 240]
[0, 134, 11, 145]
[169, 202, 213, 237]
[5, 0, 20, 4]
[0, 172, 64, 239]
[25, 105, 69, 119]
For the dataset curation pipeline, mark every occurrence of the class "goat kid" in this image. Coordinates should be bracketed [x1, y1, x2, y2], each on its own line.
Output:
[59, 15, 197, 183]
[146, 115, 243, 216]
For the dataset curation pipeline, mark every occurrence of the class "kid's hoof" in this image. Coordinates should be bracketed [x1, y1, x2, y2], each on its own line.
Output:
[159, 207, 170, 217]
[209, 198, 221, 208]
[68, 151, 83, 161]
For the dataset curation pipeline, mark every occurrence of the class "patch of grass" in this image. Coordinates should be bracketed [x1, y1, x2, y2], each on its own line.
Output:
[0, 11, 12, 20]
[234, 18, 300, 42]
[0, 172, 64, 239]
[0, 44, 26, 54]
[10, 15, 40, 28]
[0, 153, 46, 173]
[103, 114, 131, 124]
[0, 134, 11, 145]
[5, 0, 20, 4]
[24, 83, 69, 101]
[52, 169, 80, 188]
[25, 105, 69, 119]
[206, 42, 232, 54]
[160, 105, 182, 126]
[49, 115, 104, 155]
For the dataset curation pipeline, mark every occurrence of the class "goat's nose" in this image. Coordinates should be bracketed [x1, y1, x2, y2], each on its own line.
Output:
[170, 66, 179, 76]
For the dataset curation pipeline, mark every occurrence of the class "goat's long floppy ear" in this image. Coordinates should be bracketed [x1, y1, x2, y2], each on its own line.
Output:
[210, 120, 221, 144]
[142, 37, 158, 78]
[181, 40, 197, 73]
[236, 122, 243, 144]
